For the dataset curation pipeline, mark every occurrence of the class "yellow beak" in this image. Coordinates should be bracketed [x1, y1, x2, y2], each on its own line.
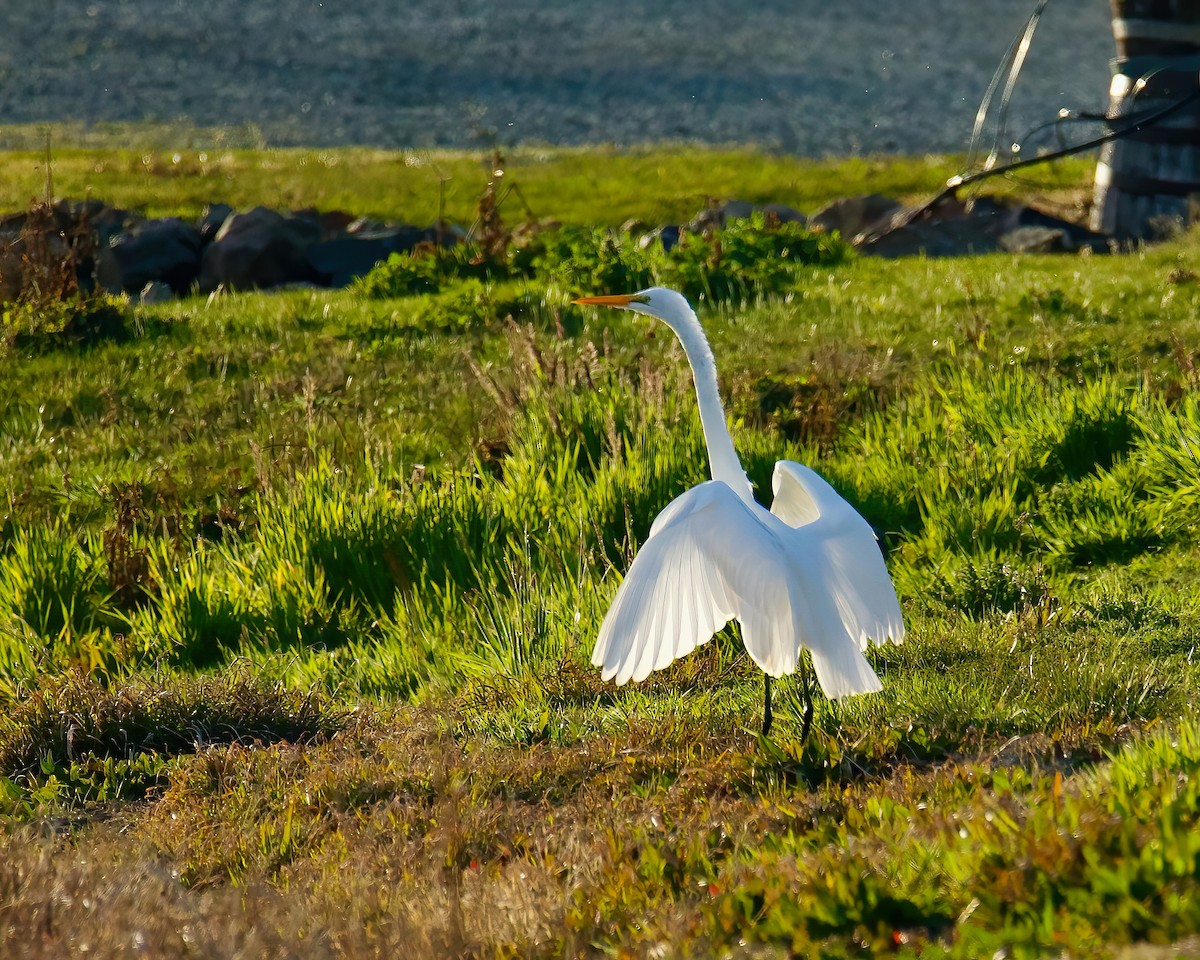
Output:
[573, 294, 636, 308]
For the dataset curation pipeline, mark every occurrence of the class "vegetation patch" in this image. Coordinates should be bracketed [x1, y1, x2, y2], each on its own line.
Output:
[359, 213, 850, 318]
[0, 671, 342, 809]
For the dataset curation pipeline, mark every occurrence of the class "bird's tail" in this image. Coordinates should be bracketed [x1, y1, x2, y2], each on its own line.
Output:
[808, 641, 882, 699]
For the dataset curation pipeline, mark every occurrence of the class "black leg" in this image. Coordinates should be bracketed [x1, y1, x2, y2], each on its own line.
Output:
[800, 659, 814, 743]
[762, 674, 773, 736]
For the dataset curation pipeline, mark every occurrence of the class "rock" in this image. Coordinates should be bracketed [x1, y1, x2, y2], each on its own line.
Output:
[511, 219, 561, 245]
[858, 217, 1001, 258]
[316, 209, 357, 237]
[759, 203, 807, 225]
[89, 205, 138, 248]
[998, 226, 1068, 254]
[305, 237, 402, 287]
[811, 194, 904, 238]
[97, 217, 204, 294]
[53, 198, 107, 231]
[198, 206, 324, 292]
[637, 224, 681, 252]
[289, 206, 358, 240]
[305, 224, 454, 286]
[389, 225, 444, 252]
[0, 240, 21, 301]
[429, 220, 468, 245]
[347, 216, 389, 235]
[855, 197, 1002, 257]
[0, 200, 126, 299]
[0, 210, 27, 234]
[54, 200, 138, 292]
[47, 199, 137, 248]
[856, 196, 1111, 258]
[1008, 205, 1111, 253]
[688, 200, 806, 233]
[139, 280, 174, 304]
[697, 200, 756, 229]
[199, 203, 234, 241]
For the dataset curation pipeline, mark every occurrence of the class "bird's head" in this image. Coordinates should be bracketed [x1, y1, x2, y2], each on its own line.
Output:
[573, 287, 695, 330]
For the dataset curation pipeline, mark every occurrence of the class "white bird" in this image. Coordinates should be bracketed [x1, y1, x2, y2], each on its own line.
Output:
[574, 287, 904, 736]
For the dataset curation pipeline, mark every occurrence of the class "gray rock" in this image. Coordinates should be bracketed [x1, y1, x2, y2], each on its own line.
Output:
[388, 225, 445, 253]
[759, 203, 807, 225]
[49, 199, 138, 248]
[97, 217, 204, 294]
[0, 201, 139, 298]
[1009, 205, 1111, 253]
[216, 207, 324, 249]
[812, 194, 904, 239]
[306, 237, 401, 287]
[857, 196, 1110, 259]
[347, 216, 390, 235]
[199, 206, 324, 292]
[90, 206, 138, 248]
[855, 198, 1003, 257]
[429, 220, 468, 245]
[858, 217, 1001, 258]
[314, 209, 357, 237]
[998, 226, 1069, 254]
[139, 280, 174, 304]
[199, 203, 234, 241]
[306, 225, 451, 286]
[688, 200, 806, 233]
[690, 200, 755, 232]
[637, 224, 681, 252]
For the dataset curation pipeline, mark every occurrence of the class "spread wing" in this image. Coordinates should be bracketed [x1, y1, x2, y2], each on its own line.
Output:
[770, 461, 906, 650]
[594, 481, 800, 684]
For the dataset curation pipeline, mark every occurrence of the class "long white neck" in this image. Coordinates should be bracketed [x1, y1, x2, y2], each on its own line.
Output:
[657, 297, 755, 505]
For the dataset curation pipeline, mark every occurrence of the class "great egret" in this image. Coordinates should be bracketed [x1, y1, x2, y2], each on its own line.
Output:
[575, 287, 904, 736]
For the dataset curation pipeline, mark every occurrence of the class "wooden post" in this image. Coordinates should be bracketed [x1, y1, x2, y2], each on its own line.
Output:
[1090, 0, 1200, 240]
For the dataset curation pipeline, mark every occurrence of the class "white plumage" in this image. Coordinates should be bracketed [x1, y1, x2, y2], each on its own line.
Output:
[575, 287, 904, 730]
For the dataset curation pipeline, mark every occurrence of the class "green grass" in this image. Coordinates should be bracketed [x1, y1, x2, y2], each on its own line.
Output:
[0, 129, 1093, 225]
[1, 143, 1199, 958]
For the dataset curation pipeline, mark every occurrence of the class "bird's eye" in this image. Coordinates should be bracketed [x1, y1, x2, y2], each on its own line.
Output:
[630, 294, 651, 304]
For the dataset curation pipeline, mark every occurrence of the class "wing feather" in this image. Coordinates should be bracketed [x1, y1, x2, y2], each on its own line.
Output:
[594, 467, 905, 699]
[594, 481, 795, 684]
[771, 461, 905, 650]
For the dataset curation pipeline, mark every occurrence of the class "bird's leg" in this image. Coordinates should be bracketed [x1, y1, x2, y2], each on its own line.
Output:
[762, 674, 773, 737]
[800, 658, 814, 744]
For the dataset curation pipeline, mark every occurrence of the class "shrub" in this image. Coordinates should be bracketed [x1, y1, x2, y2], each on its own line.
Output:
[355, 250, 443, 298]
[656, 215, 849, 303]
[358, 217, 853, 309]
[529, 226, 654, 295]
[356, 244, 516, 301]
[1, 293, 132, 350]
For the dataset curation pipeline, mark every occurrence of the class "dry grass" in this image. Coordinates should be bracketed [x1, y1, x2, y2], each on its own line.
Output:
[0, 842, 317, 959]
[2, 697, 1189, 959]
[0, 700, 912, 959]
[0, 671, 342, 779]
[2, 609, 1200, 958]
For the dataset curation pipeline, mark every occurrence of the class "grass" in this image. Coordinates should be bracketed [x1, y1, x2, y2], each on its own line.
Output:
[0, 142, 1199, 957]
[0, 130, 1093, 225]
